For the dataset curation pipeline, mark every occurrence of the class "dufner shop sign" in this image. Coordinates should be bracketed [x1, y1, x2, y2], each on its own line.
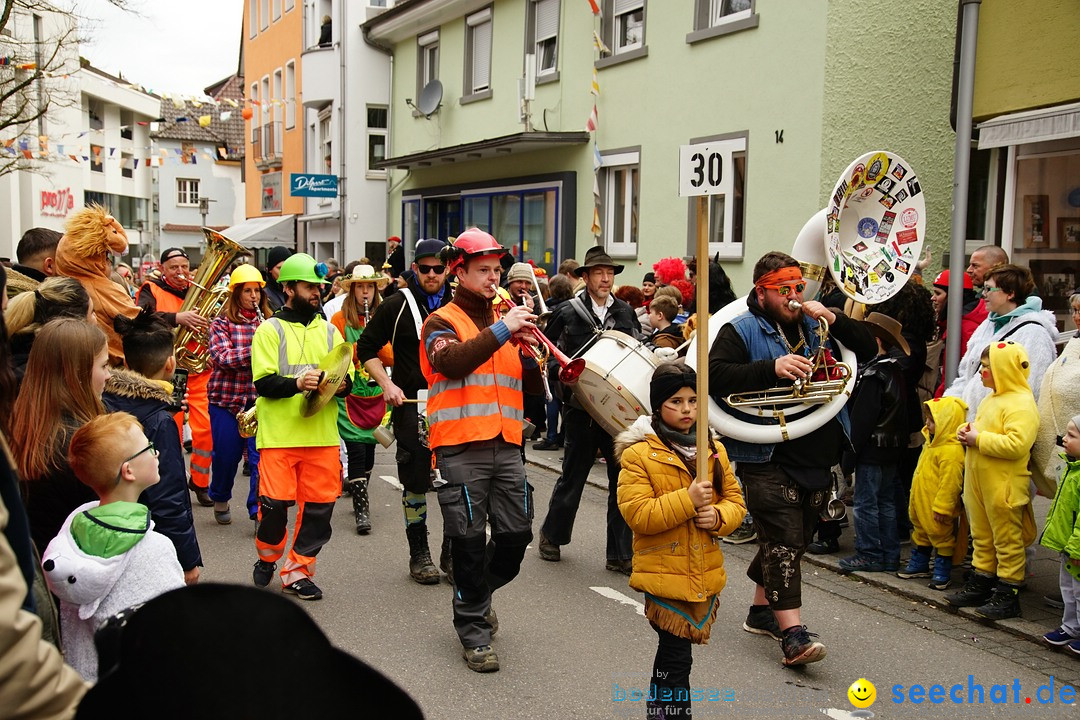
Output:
[289, 173, 338, 198]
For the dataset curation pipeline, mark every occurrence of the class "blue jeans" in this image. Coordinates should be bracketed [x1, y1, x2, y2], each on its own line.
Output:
[853, 462, 899, 565]
[208, 404, 260, 519]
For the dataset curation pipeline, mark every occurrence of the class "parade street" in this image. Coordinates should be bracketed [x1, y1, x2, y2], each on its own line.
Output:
[192, 448, 1078, 720]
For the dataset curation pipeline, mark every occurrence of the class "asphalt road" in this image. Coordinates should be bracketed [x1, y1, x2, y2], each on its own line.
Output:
[194, 448, 1078, 719]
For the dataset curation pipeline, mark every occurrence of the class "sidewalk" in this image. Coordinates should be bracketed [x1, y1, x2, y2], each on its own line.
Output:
[523, 443, 1063, 647]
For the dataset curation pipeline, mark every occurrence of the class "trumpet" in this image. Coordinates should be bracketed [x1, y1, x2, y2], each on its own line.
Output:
[490, 284, 584, 402]
[237, 406, 258, 438]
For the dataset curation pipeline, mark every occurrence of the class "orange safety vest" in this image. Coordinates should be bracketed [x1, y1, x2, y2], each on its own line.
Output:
[420, 302, 525, 449]
[144, 280, 185, 315]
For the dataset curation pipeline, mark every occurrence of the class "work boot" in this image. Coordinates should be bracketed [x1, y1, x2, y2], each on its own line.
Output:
[974, 580, 1022, 620]
[405, 524, 440, 585]
[346, 476, 372, 535]
[896, 545, 932, 579]
[928, 554, 953, 590]
[945, 570, 995, 607]
[439, 536, 454, 584]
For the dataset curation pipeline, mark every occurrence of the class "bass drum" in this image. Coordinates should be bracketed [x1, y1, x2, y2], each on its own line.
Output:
[572, 330, 660, 437]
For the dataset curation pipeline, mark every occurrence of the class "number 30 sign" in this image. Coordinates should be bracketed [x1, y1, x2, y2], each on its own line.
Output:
[678, 139, 741, 198]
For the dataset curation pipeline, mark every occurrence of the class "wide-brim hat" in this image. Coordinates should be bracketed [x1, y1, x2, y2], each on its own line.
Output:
[341, 264, 389, 288]
[861, 312, 910, 355]
[574, 246, 624, 277]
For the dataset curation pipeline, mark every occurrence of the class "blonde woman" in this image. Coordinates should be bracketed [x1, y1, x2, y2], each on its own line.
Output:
[5, 277, 93, 387]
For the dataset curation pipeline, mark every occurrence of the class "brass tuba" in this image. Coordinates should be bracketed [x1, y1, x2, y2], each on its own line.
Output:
[174, 228, 250, 373]
[236, 406, 258, 438]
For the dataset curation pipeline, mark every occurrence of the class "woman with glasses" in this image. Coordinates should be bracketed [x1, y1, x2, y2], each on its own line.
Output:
[10, 318, 110, 553]
[943, 264, 1058, 424]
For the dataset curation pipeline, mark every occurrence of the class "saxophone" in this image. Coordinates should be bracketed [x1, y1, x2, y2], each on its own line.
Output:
[174, 228, 251, 373]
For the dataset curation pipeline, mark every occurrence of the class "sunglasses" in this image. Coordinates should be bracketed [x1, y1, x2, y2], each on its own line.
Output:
[416, 264, 445, 275]
[763, 282, 806, 297]
[115, 442, 158, 485]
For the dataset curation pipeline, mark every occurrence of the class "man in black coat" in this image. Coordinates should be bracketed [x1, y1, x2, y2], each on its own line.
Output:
[537, 247, 640, 574]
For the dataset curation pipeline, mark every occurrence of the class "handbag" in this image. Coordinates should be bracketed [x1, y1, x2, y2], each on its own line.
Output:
[346, 392, 386, 430]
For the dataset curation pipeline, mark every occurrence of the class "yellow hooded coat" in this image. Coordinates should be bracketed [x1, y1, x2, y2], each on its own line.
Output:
[909, 396, 967, 552]
[964, 340, 1039, 584]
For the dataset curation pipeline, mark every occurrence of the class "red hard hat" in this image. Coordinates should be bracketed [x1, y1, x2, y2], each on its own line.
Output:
[448, 228, 505, 271]
[932, 269, 973, 291]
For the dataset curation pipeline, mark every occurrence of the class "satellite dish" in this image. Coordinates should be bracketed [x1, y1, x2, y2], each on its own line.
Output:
[417, 80, 443, 117]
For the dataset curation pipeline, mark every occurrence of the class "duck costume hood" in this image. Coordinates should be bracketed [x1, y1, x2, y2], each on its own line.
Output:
[54, 204, 140, 364]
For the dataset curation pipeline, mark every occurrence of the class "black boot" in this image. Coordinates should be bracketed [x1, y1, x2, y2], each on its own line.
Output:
[974, 580, 1022, 620]
[440, 536, 454, 584]
[346, 476, 371, 535]
[405, 524, 440, 585]
[945, 571, 995, 607]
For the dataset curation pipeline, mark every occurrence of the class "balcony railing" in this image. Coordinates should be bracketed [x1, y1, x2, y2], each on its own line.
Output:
[263, 120, 283, 163]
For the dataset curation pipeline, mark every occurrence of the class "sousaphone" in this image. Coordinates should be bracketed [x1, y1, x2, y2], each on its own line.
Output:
[687, 151, 925, 443]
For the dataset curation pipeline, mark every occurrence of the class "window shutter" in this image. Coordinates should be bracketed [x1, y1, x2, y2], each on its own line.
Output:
[471, 20, 492, 91]
[535, 0, 558, 41]
[614, 0, 642, 14]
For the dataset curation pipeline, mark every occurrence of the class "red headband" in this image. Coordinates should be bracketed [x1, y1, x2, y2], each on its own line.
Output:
[755, 266, 804, 288]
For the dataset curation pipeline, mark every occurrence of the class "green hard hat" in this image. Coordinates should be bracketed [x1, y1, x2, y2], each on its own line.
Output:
[277, 253, 327, 284]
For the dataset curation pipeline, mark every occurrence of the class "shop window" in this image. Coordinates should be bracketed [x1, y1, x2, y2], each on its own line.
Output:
[600, 150, 640, 258]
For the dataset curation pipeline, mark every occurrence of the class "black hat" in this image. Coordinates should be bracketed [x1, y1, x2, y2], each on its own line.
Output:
[159, 247, 188, 263]
[643, 272, 655, 284]
[650, 362, 697, 413]
[266, 245, 294, 271]
[80, 584, 425, 720]
[574, 246, 624, 277]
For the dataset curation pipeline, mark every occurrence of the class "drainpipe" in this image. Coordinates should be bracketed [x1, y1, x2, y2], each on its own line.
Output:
[338, 0, 346, 261]
[944, 0, 980, 387]
[361, 25, 398, 253]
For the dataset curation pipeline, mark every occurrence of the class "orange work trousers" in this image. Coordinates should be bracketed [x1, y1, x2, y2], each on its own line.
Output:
[180, 369, 213, 489]
[255, 445, 341, 586]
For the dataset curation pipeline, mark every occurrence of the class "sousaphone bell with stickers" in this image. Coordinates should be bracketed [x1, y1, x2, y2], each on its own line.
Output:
[686, 150, 925, 443]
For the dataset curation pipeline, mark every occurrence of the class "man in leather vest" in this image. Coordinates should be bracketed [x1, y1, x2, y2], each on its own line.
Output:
[355, 237, 452, 585]
[707, 251, 876, 667]
[420, 230, 543, 673]
[537, 246, 639, 573]
[138, 248, 214, 506]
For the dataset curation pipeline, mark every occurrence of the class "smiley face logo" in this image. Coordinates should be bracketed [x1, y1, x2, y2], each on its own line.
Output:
[848, 678, 877, 709]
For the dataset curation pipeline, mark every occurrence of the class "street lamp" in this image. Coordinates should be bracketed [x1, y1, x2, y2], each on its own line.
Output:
[198, 196, 216, 228]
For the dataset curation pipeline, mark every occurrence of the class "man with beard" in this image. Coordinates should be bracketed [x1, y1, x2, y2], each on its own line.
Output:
[708, 251, 876, 666]
[138, 248, 214, 506]
[355, 238, 452, 584]
[250, 254, 350, 600]
[537, 246, 639, 574]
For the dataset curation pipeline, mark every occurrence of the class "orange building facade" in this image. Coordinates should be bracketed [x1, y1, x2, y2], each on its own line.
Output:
[243, 0, 304, 233]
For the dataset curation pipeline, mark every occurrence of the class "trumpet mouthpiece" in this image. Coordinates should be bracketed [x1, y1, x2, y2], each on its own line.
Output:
[788, 300, 803, 310]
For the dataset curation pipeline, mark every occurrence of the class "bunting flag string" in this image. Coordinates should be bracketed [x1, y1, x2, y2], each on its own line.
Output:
[586, 0, 600, 15]
[588, 16, 604, 239]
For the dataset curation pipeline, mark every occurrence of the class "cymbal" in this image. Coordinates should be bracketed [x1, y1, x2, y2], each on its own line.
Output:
[301, 343, 353, 418]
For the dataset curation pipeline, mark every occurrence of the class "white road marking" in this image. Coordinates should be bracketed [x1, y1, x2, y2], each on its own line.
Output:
[590, 586, 645, 616]
[819, 710, 875, 719]
[380, 475, 404, 491]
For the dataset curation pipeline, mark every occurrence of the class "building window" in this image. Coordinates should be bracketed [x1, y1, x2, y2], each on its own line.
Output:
[416, 29, 440, 100]
[600, 149, 640, 258]
[249, 0, 257, 36]
[260, 0, 269, 30]
[285, 0, 294, 10]
[90, 144, 103, 173]
[285, 61, 296, 129]
[121, 152, 133, 179]
[250, 82, 261, 155]
[120, 110, 133, 140]
[603, 0, 645, 56]
[319, 110, 332, 174]
[461, 183, 562, 274]
[177, 179, 200, 207]
[367, 105, 387, 175]
[689, 0, 758, 41]
[272, 0, 281, 21]
[88, 99, 104, 131]
[464, 9, 492, 97]
[686, 136, 746, 259]
[529, 0, 559, 78]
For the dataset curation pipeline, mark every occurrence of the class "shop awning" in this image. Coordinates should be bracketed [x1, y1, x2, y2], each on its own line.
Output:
[374, 131, 590, 171]
[977, 101, 1080, 149]
[221, 215, 296, 249]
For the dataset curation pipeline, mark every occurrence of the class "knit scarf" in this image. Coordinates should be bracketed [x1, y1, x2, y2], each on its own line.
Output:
[654, 418, 698, 464]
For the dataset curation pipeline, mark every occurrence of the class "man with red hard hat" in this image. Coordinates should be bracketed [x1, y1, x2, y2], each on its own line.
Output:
[420, 228, 544, 673]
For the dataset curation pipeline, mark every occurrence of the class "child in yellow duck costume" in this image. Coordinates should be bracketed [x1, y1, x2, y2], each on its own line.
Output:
[898, 396, 967, 590]
[946, 340, 1038, 620]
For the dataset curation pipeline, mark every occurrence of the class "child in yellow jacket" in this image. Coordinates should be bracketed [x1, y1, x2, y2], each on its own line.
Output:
[897, 396, 967, 590]
[946, 340, 1038, 620]
[616, 363, 746, 719]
